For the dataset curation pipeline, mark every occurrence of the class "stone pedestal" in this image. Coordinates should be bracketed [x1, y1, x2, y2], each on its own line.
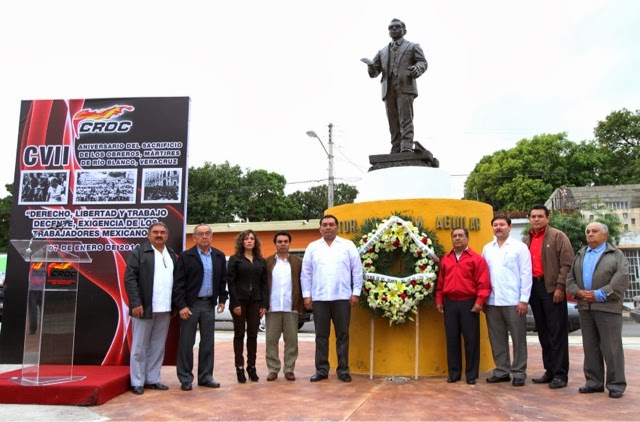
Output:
[325, 196, 495, 376]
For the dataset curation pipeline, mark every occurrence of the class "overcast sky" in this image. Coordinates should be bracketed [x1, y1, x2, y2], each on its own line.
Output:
[1, 0, 638, 199]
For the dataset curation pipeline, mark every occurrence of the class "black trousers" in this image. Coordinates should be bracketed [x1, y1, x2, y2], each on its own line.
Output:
[177, 299, 216, 384]
[529, 279, 569, 381]
[231, 300, 262, 367]
[444, 297, 480, 380]
[312, 300, 351, 376]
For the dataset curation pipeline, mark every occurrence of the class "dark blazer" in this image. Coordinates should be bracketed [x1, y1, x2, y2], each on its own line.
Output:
[368, 38, 428, 100]
[124, 241, 177, 319]
[172, 245, 228, 310]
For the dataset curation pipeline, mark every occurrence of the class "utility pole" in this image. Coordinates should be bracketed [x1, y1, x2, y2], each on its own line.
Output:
[327, 123, 334, 208]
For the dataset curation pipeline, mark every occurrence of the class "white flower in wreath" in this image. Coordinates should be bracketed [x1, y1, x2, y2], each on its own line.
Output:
[357, 216, 438, 325]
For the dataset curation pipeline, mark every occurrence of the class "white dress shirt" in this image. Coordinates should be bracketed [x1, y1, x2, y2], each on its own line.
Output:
[482, 237, 532, 306]
[269, 256, 294, 312]
[301, 236, 363, 301]
[151, 246, 174, 312]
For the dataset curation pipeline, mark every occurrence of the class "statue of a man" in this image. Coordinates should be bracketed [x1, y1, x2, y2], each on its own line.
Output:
[362, 19, 428, 153]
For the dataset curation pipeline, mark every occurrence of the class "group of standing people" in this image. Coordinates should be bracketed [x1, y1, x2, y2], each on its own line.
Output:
[436, 205, 630, 398]
[124, 207, 629, 398]
[124, 214, 363, 396]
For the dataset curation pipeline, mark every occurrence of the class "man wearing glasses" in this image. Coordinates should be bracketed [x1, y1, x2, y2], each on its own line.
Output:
[362, 18, 428, 153]
[125, 221, 178, 395]
[173, 224, 228, 391]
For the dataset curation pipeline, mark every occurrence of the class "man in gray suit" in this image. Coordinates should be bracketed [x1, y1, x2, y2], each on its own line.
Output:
[363, 18, 428, 153]
[566, 222, 629, 399]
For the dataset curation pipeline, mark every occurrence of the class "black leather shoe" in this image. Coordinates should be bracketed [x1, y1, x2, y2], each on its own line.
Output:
[310, 373, 328, 382]
[609, 390, 623, 399]
[512, 378, 525, 387]
[247, 366, 259, 382]
[198, 380, 221, 388]
[131, 386, 144, 395]
[486, 375, 511, 383]
[466, 379, 477, 385]
[578, 385, 604, 394]
[338, 374, 352, 382]
[446, 377, 460, 383]
[180, 382, 192, 391]
[532, 374, 553, 384]
[144, 382, 169, 390]
[236, 367, 247, 383]
[548, 379, 567, 389]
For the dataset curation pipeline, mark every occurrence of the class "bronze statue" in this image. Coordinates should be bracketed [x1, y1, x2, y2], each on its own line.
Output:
[362, 19, 428, 154]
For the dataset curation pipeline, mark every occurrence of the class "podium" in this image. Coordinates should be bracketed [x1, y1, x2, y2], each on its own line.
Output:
[10, 240, 92, 386]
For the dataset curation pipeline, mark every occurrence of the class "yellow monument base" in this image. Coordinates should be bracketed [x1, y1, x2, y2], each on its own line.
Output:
[325, 198, 495, 376]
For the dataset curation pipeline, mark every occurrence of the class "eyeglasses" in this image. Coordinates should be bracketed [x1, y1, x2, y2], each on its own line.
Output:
[388, 25, 403, 30]
[195, 231, 212, 237]
[162, 255, 167, 268]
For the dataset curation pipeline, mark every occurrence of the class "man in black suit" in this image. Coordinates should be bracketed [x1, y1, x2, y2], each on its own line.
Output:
[363, 18, 428, 153]
[172, 223, 228, 391]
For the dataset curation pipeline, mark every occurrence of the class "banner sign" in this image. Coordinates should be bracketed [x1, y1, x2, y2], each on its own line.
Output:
[0, 97, 189, 364]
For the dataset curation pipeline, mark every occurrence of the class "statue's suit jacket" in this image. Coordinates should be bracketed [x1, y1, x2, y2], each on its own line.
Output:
[368, 39, 428, 101]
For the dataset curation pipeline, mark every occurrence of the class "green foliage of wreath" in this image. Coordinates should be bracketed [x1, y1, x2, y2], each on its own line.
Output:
[353, 213, 445, 324]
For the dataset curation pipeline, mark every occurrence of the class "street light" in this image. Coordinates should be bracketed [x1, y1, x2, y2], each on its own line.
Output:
[306, 123, 334, 208]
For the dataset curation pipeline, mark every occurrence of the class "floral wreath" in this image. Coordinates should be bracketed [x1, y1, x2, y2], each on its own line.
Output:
[356, 215, 443, 325]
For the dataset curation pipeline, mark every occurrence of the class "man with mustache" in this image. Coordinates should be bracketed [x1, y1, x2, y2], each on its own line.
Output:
[124, 221, 177, 395]
[482, 215, 532, 387]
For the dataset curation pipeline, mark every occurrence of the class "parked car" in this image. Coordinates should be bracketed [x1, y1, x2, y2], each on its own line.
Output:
[630, 295, 640, 324]
[217, 299, 313, 332]
[526, 294, 581, 333]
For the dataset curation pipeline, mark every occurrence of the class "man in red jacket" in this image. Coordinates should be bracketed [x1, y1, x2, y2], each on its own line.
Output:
[436, 227, 491, 385]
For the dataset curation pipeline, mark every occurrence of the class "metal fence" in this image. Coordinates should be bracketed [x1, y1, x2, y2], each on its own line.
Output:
[624, 249, 640, 303]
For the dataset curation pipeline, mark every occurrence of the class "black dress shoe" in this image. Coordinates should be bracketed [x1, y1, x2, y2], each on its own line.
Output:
[310, 373, 328, 382]
[180, 382, 192, 391]
[446, 377, 460, 383]
[466, 379, 477, 385]
[609, 390, 623, 399]
[247, 366, 259, 382]
[548, 379, 567, 389]
[236, 367, 247, 383]
[578, 385, 604, 394]
[512, 378, 525, 387]
[144, 382, 169, 390]
[532, 375, 553, 384]
[486, 375, 511, 383]
[198, 380, 221, 388]
[131, 386, 144, 395]
[338, 373, 352, 382]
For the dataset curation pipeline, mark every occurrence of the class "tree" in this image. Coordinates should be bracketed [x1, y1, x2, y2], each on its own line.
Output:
[186, 162, 358, 224]
[594, 108, 640, 184]
[464, 133, 606, 211]
[242, 169, 302, 222]
[288, 183, 359, 221]
[0, 184, 13, 253]
[187, 161, 247, 224]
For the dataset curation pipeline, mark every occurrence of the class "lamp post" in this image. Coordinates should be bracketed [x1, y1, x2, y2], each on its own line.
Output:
[306, 123, 334, 208]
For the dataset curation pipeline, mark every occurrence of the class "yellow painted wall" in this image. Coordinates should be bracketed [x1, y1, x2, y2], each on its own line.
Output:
[326, 199, 495, 376]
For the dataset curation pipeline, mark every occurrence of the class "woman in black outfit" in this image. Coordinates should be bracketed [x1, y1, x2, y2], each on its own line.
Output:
[227, 229, 268, 383]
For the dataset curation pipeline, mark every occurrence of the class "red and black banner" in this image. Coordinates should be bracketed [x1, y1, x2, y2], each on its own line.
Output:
[0, 97, 189, 365]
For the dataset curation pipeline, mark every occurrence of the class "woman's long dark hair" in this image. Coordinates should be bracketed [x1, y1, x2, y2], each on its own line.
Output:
[234, 229, 262, 259]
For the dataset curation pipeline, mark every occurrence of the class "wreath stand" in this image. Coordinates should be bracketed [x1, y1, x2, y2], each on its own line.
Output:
[369, 312, 420, 380]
